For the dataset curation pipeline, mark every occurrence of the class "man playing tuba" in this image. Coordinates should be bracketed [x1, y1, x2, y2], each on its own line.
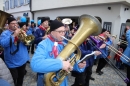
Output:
[31, 20, 86, 86]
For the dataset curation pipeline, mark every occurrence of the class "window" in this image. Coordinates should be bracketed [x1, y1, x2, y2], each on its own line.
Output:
[20, 0, 24, 6]
[103, 22, 112, 32]
[16, 0, 24, 7]
[14, 0, 17, 7]
[17, 0, 21, 6]
[37, 17, 50, 20]
[119, 23, 126, 38]
[5, 1, 9, 10]
[24, 0, 29, 5]
[26, 17, 30, 23]
[10, 0, 15, 9]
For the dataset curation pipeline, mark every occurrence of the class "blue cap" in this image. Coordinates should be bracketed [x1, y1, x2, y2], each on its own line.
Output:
[20, 16, 27, 22]
[31, 20, 34, 23]
[38, 20, 41, 26]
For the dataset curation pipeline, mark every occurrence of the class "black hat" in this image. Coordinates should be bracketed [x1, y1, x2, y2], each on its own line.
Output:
[50, 20, 64, 32]
[41, 17, 50, 24]
[7, 17, 16, 24]
[18, 22, 27, 28]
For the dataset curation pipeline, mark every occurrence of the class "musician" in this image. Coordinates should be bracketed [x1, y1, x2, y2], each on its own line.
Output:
[19, 22, 32, 35]
[37, 19, 41, 27]
[28, 20, 36, 54]
[31, 20, 86, 86]
[68, 25, 75, 39]
[29, 20, 36, 34]
[96, 29, 112, 75]
[0, 17, 30, 86]
[114, 48, 123, 69]
[120, 21, 130, 86]
[72, 39, 101, 86]
[34, 17, 50, 45]
[62, 18, 72, 39]
[117, 34, 127, 51]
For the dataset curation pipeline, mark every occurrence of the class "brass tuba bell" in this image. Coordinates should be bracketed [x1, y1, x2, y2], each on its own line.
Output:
[44, 14, 102, 86]
[0, 10, 12, 51]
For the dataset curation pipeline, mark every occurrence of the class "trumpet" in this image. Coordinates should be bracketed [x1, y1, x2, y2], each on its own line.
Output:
[18, 29, 35, 45]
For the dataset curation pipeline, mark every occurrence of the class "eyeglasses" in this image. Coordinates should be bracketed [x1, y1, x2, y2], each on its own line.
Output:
[55, 30, 66, 34]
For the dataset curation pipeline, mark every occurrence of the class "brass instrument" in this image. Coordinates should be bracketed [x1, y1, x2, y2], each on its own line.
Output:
[119, 39, 128, 45]
[111, 35, 117, 39]
[44, 14, 102, 86]
[56, 17, 62, 22]
[0, 10, 12, 51]
[0, 10, 11, 30]
[45, 27, 50, 35]
[62, 18, 72, 25]
[18, 29, 35, 45]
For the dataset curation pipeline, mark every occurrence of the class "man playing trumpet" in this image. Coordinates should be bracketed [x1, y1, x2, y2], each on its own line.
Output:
[0, 17, 30, 86]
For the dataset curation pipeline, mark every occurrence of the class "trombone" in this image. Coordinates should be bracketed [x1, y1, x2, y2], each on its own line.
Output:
[89, 36, 130, 83]
[119, 39, 128, 45]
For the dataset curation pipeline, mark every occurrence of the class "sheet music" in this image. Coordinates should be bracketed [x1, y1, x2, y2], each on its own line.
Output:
[78, 52, 95, 63]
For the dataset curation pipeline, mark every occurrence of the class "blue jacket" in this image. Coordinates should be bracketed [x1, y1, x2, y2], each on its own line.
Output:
[34, 28, 46, 45]
[31, 38, 85, 86]
[98, 38, 112, 58]
[26, 29, 32, 35]
[29, 27, 36, 34]
[0, 30, 29, 68]
[80, 40, 95, 67]
[121, 29, 130, 66]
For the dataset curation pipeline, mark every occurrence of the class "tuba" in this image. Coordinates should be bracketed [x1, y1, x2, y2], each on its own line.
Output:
[0, 10, 12, 51]
[44, 14, 102, 86]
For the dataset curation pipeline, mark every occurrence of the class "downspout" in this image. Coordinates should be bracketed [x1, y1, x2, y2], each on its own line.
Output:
[29, 0, 34, 20]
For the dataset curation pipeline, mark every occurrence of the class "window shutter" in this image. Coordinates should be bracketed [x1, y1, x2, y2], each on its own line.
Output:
[10, 0, 12, 8]
[14, 0, 17, 7]
[20, 0, 24, 6]
[28, 0, 30, 4]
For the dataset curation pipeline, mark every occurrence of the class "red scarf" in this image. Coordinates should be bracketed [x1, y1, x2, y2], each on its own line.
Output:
[39, 25, 46, 31]
[14, 36, 18, 45]
[8, 29, 18, 45]
[48, 35, 62, 58]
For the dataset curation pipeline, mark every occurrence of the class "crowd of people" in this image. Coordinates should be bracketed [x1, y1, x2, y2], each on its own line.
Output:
[0, 14, 130, 86]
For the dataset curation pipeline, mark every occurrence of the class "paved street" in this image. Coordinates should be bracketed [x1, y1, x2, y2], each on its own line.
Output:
[23, 62, 126, 86]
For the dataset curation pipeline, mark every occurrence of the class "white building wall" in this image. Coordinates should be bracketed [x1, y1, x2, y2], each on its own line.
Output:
[34, 4, 121, 34]
[4, 0, 32, 21]
[32, 0, 128, 11]
[0, 0, 3, 10]
[6, 4, 30, 14]
[6, 4, 32, 20]
[34, 3, 130, 37]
